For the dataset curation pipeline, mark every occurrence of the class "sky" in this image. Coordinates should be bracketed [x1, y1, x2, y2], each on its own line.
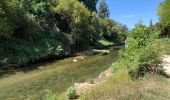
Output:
[104, 0, 164, 29]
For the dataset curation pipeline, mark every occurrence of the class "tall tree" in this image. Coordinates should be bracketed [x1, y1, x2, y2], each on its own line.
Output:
[149, 19, 153, 28]
[158, 0, 170, 37]
[98, 0, 110, 19]
[158, 0, 170, 25]
[79, 0, 98, 12]
[0, 0, 34, 41]
[149, 19, 153, 32]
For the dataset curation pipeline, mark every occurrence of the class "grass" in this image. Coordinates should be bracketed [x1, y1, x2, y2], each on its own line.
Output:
[79, 69, 170, 100]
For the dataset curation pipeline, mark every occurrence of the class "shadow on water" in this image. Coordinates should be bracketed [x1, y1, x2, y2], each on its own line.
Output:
[0, 46, 121, 76]
[0, 47, 121, 99]
[0, 56, 70, 77]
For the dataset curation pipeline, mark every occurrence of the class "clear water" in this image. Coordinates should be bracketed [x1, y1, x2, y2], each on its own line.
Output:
[0, 49, 119, 99]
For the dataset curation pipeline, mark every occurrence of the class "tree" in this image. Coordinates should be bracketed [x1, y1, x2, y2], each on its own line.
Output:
[158, 0, 170, 25]
[20, 0, 57, 32]
[79, 0, 98, 12]
[53, 0, 96, 50]
[0, 0, 35, 41]
[149, 19, 153, 28]
[158, 0, 170, 37]
[0, 0, 57, 40]
[0, 17, 15, 38]
[0, 0, 19, 38]
[119, 22, 161, 78]
[149, 19, 153, 32]
[98, 0, 110, 19]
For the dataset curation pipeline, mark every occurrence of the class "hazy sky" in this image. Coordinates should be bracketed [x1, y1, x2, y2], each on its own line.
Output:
[104, 0, 164, 29]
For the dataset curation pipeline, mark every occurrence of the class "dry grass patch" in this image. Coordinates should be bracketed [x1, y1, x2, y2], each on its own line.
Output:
[80, 70, 170, 100]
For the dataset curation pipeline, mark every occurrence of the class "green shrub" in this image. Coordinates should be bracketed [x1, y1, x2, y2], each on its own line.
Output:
[40, 90, 57, 100]
[112, 21, 162, 78]
[66, 87, 77, 99]
[0, 32, 67, 68]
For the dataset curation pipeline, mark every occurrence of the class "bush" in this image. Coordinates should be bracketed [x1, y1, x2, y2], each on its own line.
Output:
[112, 22, 162, 78]
[66, 87, 77, 99]
[40, 90, 57, 100]
[0, 32, 68, 69]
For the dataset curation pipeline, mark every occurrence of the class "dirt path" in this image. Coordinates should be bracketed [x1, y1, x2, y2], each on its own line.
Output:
[163, 55, 170, 77]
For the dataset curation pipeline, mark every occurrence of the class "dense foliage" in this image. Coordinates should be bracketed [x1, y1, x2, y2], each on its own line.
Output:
[0, 17, 15, 38]
[79, 0, 98, 11]
[113, 22, 162, 78]
[0, 0, 127, 68]
[101, 18, 128, 42]
[53, 0, 95, 49]
[157, 0, 170, 37]
[0, 32, 67, 68]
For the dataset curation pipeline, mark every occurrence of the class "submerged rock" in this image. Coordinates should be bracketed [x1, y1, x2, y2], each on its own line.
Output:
[73, 59, 78, 62]
[92, 49, 110, 55]
[73, 68, 113, 95]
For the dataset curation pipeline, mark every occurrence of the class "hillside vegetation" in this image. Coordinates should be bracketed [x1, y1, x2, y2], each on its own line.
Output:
[0, 0, 127, 69]
[1, 0, 170, 100]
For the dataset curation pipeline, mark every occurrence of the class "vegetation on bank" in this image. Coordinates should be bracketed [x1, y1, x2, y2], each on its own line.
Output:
[78, 0, 170, 99]
[80, 71, 170, 100]
[1, 0, 170, 100]
[0, 0, 127, 69]
[38, 23, 170, 100]
[113, 22, 162, 79]
[40, 0, 170, 99]
[156, 0, 170, 37]
[79, 29, 170, 100]
[160, 38, 170, 55]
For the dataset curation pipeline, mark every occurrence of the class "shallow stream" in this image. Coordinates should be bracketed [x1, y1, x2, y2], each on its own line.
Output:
[0, 48, 119, 99]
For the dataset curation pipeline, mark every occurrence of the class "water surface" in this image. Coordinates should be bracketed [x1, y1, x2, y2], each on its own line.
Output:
[0, 48, 119, 99]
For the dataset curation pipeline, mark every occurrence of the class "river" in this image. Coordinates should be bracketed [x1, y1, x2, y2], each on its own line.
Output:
[0, 47, 120, 99]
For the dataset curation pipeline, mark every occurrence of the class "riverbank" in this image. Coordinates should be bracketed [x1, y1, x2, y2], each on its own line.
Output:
[75, 38, 170, 100]
[0, 37, 123, 72]
[55, 68, 114, 100]
[74, 68, 113, 95]
[78, 71, 170, 100]
[56, 69, 170, 100]
[75, 55, 170, 100]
